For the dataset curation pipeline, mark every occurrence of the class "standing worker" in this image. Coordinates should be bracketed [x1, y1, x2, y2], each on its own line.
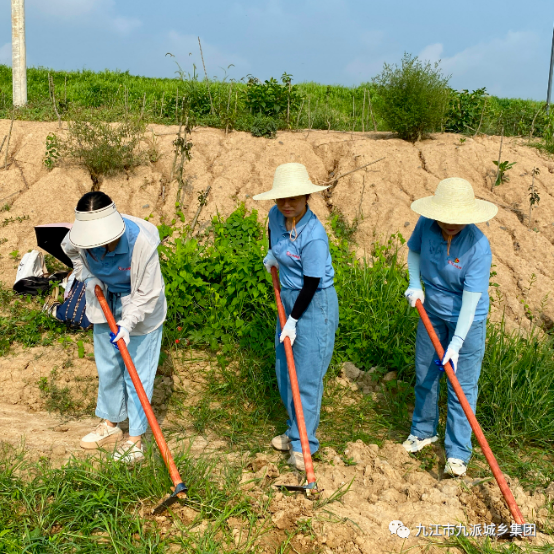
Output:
[402, 178, 497, 476]
[62, 191, 167, 463]
[253, 163, 339, 470]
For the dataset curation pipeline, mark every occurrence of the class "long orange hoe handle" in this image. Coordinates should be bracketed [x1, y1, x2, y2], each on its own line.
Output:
[271, 267, 317, 486]
[415, 299, 524, 524]
[95, 286, 186, 493]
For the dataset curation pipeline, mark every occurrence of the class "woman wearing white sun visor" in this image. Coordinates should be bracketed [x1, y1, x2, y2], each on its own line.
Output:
[62, 191, 166, 464]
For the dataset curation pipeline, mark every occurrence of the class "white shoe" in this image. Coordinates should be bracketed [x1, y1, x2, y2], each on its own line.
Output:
[271, 434, 291, 451]
[112, 441, 145, 464]
[288, 451, 306, 471]
[80, 421, 123, 450]
[444, 458, 467, 477]
[402, 434, 438, 453]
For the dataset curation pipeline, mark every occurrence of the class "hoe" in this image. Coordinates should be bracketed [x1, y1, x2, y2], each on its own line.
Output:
[95, 286, 188, 515]
[270, 267, 319, 495]
[416, 299, 524, 525]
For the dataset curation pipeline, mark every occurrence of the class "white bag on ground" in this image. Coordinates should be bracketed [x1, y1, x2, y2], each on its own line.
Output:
[15, 250, 47, 284]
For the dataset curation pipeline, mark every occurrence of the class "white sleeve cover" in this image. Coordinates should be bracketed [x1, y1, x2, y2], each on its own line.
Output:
[451, 290, 482, 350]
[407, 249, 422, 289]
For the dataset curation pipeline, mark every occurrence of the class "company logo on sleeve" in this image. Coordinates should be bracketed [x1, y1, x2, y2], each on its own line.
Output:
[286, 251, 301, 260]
[118, 266, 131, 271]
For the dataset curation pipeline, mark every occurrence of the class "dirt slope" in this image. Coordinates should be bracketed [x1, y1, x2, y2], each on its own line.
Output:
[0, 120, 553, 329]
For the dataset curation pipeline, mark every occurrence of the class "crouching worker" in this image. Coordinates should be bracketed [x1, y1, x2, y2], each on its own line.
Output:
[62, 191, 167, 463]
[253, 163, 339, 470]
[402, 178, 497, 476]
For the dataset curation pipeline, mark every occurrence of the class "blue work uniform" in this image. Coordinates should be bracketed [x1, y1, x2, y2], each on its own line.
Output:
[407, 216, 492, 322]
[269, 205, 339, 454]
[85, 218, 140, 295]
[268, 205, 334, 289]
[407, 216, 492, 463]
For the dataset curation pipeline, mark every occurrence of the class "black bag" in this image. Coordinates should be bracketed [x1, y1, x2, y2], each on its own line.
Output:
[13, 272, 69, 296]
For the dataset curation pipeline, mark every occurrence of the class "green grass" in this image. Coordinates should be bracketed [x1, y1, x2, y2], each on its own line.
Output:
[0, 65, 550, 138]
[0, 441, 276, 553]
[0, 286, 84, 355]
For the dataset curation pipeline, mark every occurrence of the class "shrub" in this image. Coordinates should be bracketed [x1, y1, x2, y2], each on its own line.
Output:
[57, 110, 147, 185]
[250, 115, 279, 138]
[445, 87, 487, 134]
[244, 72, 301, 118]
[372, 53, 450, 142]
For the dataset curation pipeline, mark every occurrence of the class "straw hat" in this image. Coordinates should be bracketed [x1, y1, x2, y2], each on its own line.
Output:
[253, 163, 331, 201]
[69, 202, 126, 249]
[410, 177, 498, 224]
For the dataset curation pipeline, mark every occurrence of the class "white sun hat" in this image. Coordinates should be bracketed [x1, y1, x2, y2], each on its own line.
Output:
[68, 202, 126, 249]
[410, 177, 498, 224]
[253, 163, 331, 201]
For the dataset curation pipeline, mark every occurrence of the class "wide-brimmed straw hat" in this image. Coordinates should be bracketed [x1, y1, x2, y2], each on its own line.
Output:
[69, 202, 126, 249]
[410, 177, 498, 224]
[253, 163, 331, 201]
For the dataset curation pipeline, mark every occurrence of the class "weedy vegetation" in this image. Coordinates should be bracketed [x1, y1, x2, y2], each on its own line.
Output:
[1, 63, 553, 148]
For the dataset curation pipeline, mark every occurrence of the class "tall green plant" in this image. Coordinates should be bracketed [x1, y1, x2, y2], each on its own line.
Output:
[372, 53, 450, 142]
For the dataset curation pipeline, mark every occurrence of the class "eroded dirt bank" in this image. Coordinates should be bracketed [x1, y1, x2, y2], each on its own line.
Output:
[0, 120, 552, 329]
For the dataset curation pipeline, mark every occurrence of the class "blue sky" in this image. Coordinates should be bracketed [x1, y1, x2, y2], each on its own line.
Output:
[0, 0, 552, 99]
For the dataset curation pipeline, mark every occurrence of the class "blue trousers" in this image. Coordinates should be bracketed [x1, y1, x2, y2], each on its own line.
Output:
[275, 286, 339, 454]
[93, 293, 163, 437]
[411, 314, 487, 463]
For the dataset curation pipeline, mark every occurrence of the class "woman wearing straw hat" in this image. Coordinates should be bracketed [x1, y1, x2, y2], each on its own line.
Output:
[402, 177, 497, 476]
[62, 191, 166, 463]
[253, 163, 339, 470]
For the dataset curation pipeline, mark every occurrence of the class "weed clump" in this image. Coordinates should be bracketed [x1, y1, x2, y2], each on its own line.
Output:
[372, 53, 450, 142]
[54, 110, 147, 185]
[250, 115, 278, 138]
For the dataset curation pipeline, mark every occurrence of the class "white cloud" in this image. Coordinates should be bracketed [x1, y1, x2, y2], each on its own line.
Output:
[418, 43, 443, 65]
[420, 31, 543, 97]
[28, 0, 142, 36]
[111, 16, 142, 35]
[0, 43, 11, 66]
[167, 32, 250, 79]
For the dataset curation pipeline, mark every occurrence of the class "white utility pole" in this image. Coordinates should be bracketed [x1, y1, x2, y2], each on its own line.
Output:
[11, 0, 27, 107]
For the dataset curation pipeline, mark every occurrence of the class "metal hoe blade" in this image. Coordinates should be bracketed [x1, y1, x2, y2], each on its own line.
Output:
[152, 482, 188, 515]
[276, 481, 320, 497]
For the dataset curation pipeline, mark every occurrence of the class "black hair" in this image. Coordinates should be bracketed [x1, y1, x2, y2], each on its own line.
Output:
[76, 191, 113, 212]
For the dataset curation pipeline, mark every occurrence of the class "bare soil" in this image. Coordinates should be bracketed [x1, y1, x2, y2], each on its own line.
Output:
[0, 120, 553, 552]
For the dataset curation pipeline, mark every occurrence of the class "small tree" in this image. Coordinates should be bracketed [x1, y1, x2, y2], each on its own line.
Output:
[372, 53, 450, 142]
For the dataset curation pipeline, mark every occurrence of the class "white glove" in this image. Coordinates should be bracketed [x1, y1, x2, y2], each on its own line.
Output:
[263, 250, 279, 274]
[110, 325, 130, 350]
[85, 277, 105, 295]
[279, 316, 297, 346]
[442, 336, 463, 373]
[404, 287, 425, 308]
